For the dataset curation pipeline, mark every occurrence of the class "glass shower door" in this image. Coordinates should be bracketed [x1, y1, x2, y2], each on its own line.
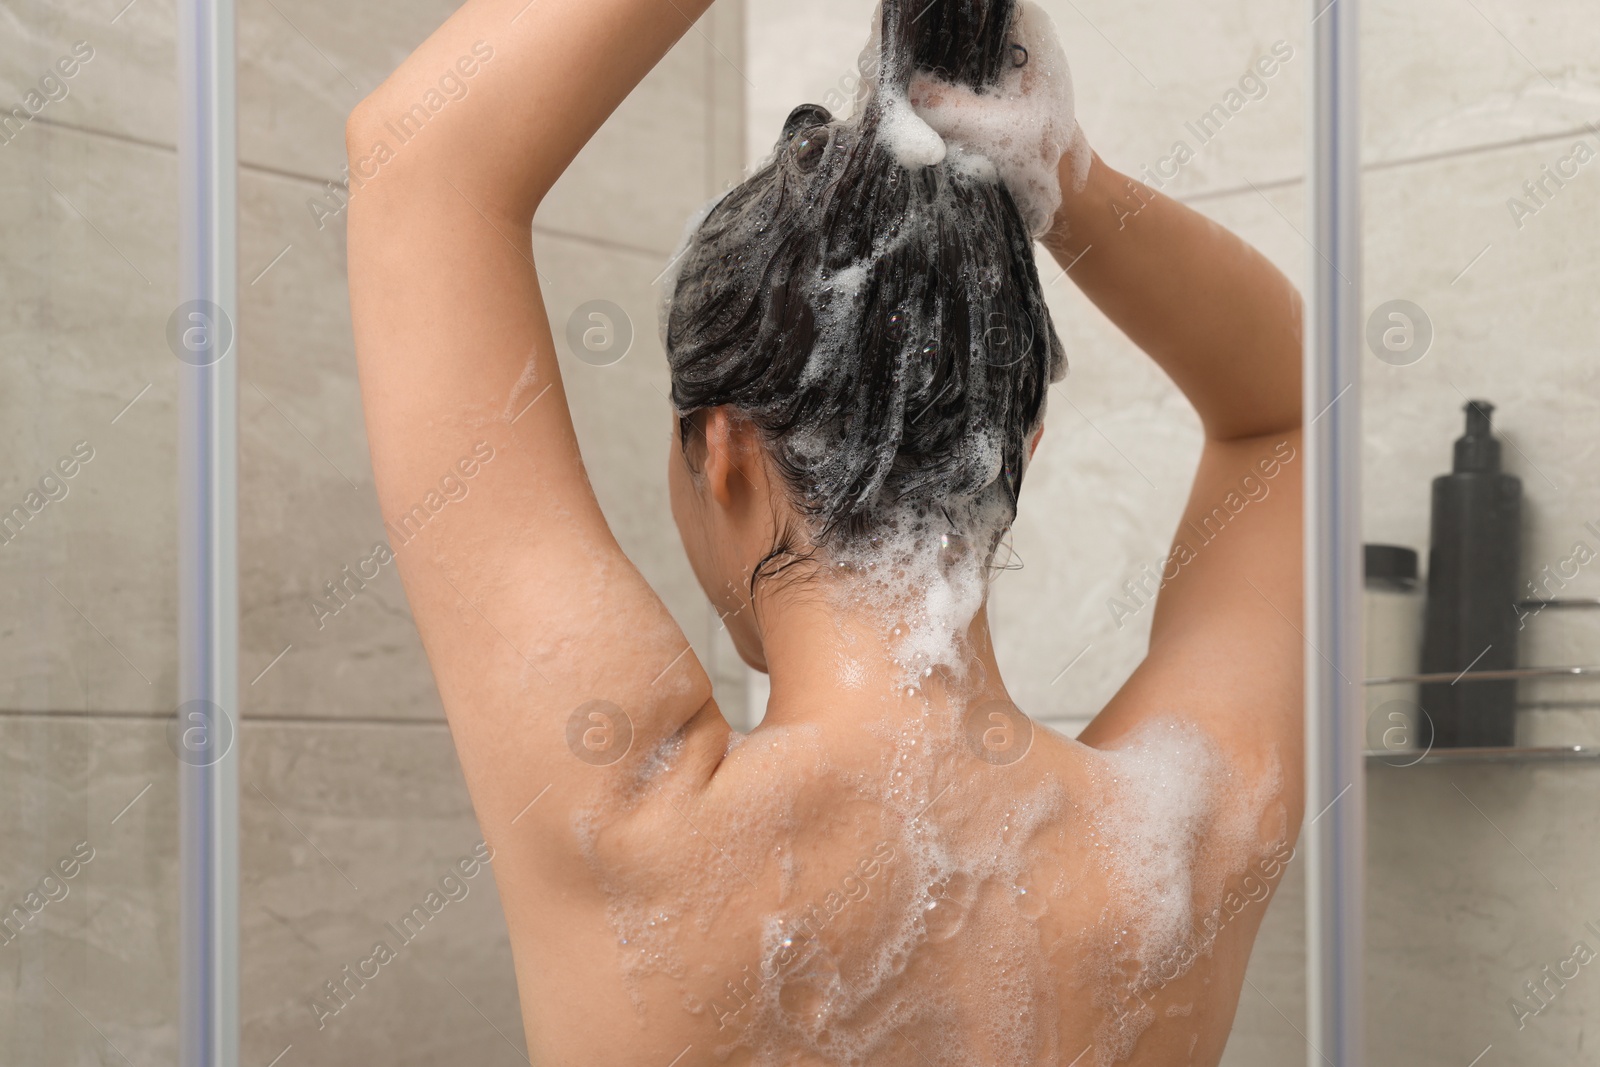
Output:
[227, 1, 749, 1064]
[1, 1, 183, 1062]
[1357, 2, 1600, 1064]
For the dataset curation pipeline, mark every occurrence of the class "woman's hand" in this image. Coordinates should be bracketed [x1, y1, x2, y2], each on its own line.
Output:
[900, 1, 1089, 236]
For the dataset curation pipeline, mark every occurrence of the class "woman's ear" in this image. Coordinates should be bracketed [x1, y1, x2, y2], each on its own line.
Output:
[1028, 424, 1045, 460]
[699, 407, 757, 508]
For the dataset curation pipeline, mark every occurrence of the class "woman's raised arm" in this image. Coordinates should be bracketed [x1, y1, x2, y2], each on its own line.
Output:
[1041, 151, 1302, 444]
[349, 0, 715, 220]
[1049, 150, 1305, 831]
[344, 0, 730, 857]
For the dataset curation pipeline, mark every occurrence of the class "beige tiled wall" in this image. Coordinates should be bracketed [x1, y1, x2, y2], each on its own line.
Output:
[1, 0, 746, 1062]
[745, 1, 1600, 1064]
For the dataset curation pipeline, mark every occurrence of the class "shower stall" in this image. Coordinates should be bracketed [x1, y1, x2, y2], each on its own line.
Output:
[3, 0, 1596, 1064]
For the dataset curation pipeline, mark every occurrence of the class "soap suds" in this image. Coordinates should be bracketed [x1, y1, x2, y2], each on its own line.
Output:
[826, 499, 1006, 691]
[869, 1, 1089, 235]
[879, 91, 949, 168]
[1091, 721, 1224, 968]
[707, 720, 1076, 1067]
[575, 726, 829, 1005]
[579, 709, 1282, 1063]
[1079, 723, 1288, 1063]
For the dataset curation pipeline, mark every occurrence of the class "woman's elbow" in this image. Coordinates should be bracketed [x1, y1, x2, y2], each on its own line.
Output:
[345, 103, 371, 166]
[344, 95, 407, 182]
[342, 93, 436, 220]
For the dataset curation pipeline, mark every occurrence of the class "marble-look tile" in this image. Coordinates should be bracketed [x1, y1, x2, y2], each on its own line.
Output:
[748, 0, 1303, 188]
[1016, 0, 1309, 198]
[240, 719, 521, 1066]
[984, 132, 1600, 1064]
[1360, 135, 1600, 565]
[741, 0, 871, 163]
[0, 716, 179, 1067]
[236, 0, 456, 174]
[236, 161, 437, 722]
[993, 180, 1309, 723]
[537, 5, 739, 255]
[312, 0, 736, 255]
[1, 0, 741, 255]
[0, 122, 179, 714]
[1361, 1, 1600, 166]
[0, 0, 180, 150]
[234, 2, 746, 716]
[708, 0, 750, 191]
[0, 714, 528, 1067]
[1365, 762, 1600, 1064]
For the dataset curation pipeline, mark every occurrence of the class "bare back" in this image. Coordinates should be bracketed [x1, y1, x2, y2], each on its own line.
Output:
[503, 712, 1294, 1066]
[343, 1, 1306, 1064]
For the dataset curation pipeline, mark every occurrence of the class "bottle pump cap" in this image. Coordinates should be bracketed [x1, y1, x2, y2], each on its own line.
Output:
[1453, 400, 1502, 473]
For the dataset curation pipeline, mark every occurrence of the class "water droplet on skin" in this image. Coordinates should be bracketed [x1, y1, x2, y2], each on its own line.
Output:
[1014, 881, 1049, 920]
[924, 890, 968, 943]
[777, 956, 839, 1019]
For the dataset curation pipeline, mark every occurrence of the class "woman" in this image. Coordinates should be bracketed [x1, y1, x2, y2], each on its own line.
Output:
[346, 0, 1305, 1063]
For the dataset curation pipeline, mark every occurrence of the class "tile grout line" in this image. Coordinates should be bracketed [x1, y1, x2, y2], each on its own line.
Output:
[1185, 122, 1600, 203]
[0, 708, 453, 729]
[30, 99, 1600, 215]
[0, 706, 1094, 735]
[26, 115, 670, 261]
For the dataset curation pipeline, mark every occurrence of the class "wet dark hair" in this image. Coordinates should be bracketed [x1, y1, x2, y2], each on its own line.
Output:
[664, 0, 1064, 559]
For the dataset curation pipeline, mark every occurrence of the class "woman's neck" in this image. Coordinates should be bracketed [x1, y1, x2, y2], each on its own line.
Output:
[754, 584, 1014, 732]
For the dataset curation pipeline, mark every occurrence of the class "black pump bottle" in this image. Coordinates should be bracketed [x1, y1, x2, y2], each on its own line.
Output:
[1419, 401, 1523, 748]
